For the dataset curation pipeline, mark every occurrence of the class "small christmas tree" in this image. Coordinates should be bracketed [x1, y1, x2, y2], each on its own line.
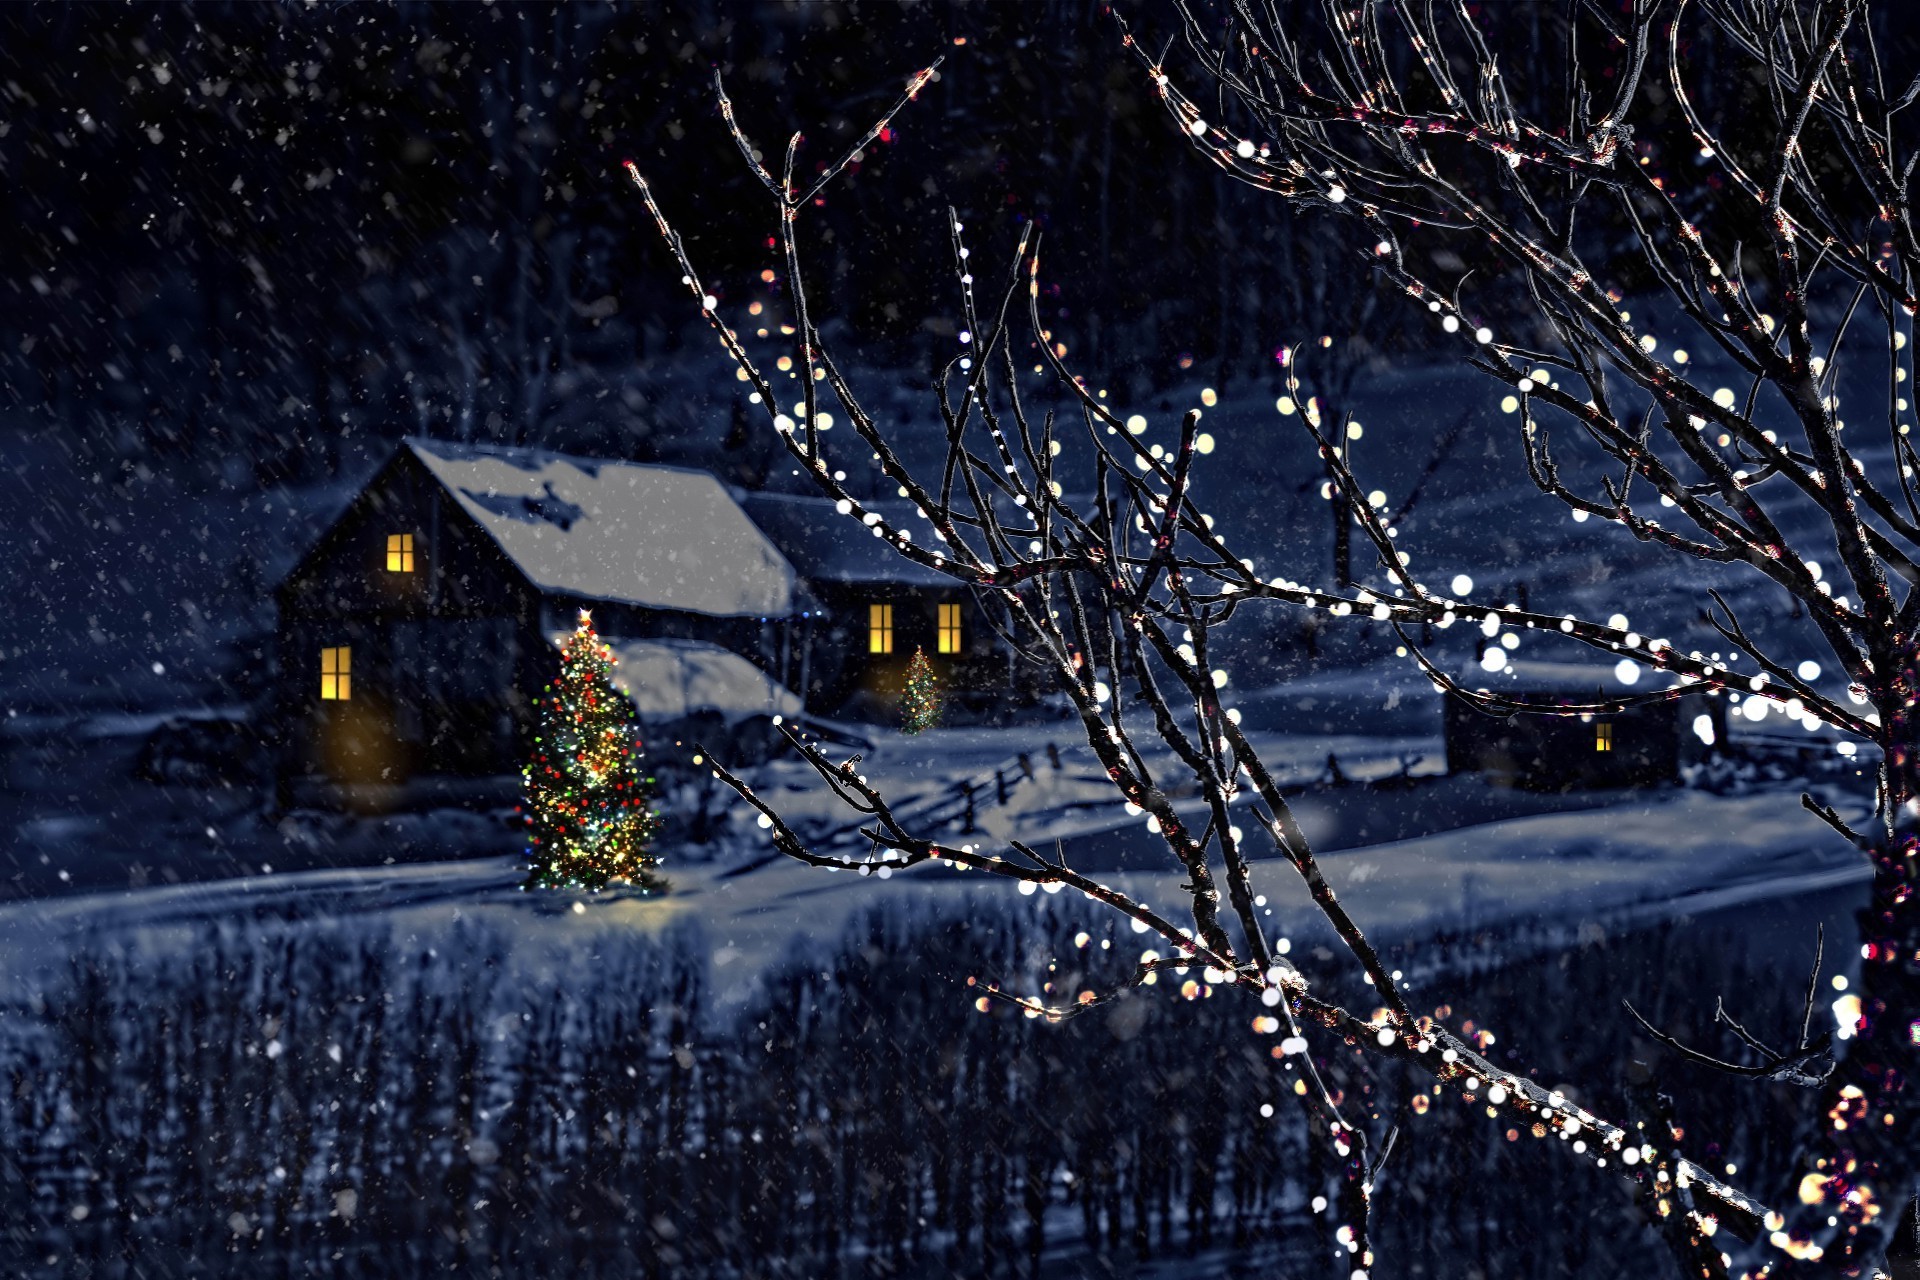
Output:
[901, 646, 942, 734]
[523, 610, 666, 893]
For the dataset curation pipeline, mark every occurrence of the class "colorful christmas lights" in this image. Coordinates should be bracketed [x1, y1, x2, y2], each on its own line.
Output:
[901, 646, 941, 734]
[523, 610, 666, 894]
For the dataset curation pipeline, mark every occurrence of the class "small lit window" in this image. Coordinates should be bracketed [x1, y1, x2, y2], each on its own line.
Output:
[1595, 722, 1613, 752]
[320, 646, 352, 701]
[386, 532, 415, 573]
[868, 604, 894, 655]
[938, 602, 963, 654]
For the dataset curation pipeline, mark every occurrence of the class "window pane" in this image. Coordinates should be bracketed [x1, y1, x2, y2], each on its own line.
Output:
[321, 646, 352, 701]
[386, 532, 415, 573]
[938, 602, 962, 654]
[868, 604, 893, 654]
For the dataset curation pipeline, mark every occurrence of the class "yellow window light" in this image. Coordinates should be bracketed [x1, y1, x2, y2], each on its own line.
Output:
[868, 604, 894, 655]
[385, 532, 415, 573]
[937, 602, 963, 654]
[1595, 722, 1613, 752]
[320, 646, 352, 701]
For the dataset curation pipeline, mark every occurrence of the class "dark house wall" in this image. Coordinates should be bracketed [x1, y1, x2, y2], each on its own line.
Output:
[274, 449, 549, 795]
[801, 582, 1043, 721]
[1444, 689, 1726, 791]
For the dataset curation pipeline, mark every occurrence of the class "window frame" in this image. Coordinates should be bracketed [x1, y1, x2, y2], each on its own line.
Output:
[320, 645, 352, 701]
[1594, 721, 1613, 753]
[868, 603, 894, 655]
[937, 602, 963, 655]
[385, 532, 416, 574]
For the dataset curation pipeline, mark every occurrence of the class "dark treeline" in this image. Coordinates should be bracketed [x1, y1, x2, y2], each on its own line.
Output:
[8, 4, 1919, 486]
[0, 899, 1826, 1279]
[0, 1, 1401, 484]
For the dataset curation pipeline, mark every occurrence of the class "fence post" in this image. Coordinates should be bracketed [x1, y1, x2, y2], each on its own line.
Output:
[996, 769, 1008, 806]
[962, 782, 977, 833]
[1046, 742, 1062, 772]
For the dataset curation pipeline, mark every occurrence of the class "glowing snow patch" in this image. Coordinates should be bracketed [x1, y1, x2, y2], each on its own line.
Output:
[1692, 715, 1716, 746]
[1614, 659, 1641, 685]
[1797, 660, 1822, 681]
[1480, 648, 1507, 673]
[1451, 574, 1474, 596]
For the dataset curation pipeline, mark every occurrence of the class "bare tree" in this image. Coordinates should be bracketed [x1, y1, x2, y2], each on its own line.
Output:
[623, 51, 1813, 1277]
[1123, 0, 1920, 1271]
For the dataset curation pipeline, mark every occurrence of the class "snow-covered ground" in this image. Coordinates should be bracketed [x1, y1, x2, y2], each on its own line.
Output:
[0, 329, 1890, 1022]
[0, 732, 1872, 1014]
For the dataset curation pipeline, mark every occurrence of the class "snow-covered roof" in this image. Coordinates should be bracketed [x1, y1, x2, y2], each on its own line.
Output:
[738, 491, 955, 588]
[1466, 658, 1684, 697]
[559, 634, 803, 724]
[407, 438, 796, 617]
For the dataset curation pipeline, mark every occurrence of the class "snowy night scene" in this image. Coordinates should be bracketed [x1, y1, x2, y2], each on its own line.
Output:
[9, 1, 1920, 1276]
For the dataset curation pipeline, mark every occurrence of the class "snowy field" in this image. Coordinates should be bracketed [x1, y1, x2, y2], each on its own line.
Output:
[0, 708, 1873, 1013]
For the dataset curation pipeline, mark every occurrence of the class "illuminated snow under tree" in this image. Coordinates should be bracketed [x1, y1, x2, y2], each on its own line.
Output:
[900, 647, 942, 734]
[523, 610, 665, 893]
[624, 4, 1920, 1275]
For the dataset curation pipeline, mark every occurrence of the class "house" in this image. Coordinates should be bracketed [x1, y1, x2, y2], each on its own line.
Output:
[738, 491, 1040, 719]
[273, 438, 1033, 803]
[1444, 659, 1726, 790]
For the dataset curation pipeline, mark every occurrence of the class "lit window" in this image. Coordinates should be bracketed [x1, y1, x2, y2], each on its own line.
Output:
[386, 532, 415, 573]
[1595, 722, 1613, 752]
[868, 604, 894, 655]
[320, 646, 352, 701]
[938, 602, 963, 654]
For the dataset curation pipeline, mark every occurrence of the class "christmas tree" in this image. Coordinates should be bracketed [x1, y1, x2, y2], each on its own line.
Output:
[901, 646, 942, 734]
[523, 610, 666, 893]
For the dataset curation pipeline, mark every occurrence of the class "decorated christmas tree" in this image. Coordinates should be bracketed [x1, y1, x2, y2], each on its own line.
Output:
[522, 610, 666, 893]
[901, 646, 942, 734]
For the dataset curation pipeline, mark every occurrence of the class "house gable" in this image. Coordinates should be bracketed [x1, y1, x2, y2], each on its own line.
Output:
[277, 446, 540, 623]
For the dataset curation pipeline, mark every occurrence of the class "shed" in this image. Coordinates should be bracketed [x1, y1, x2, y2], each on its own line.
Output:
[738, 491, 1045, 718]
[1444, 659, 1725, 790]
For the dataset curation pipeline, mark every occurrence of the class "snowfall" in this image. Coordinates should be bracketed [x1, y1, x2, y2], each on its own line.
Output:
[0, 334, 1886, 1003]
[0, 321, 1896, 1279]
